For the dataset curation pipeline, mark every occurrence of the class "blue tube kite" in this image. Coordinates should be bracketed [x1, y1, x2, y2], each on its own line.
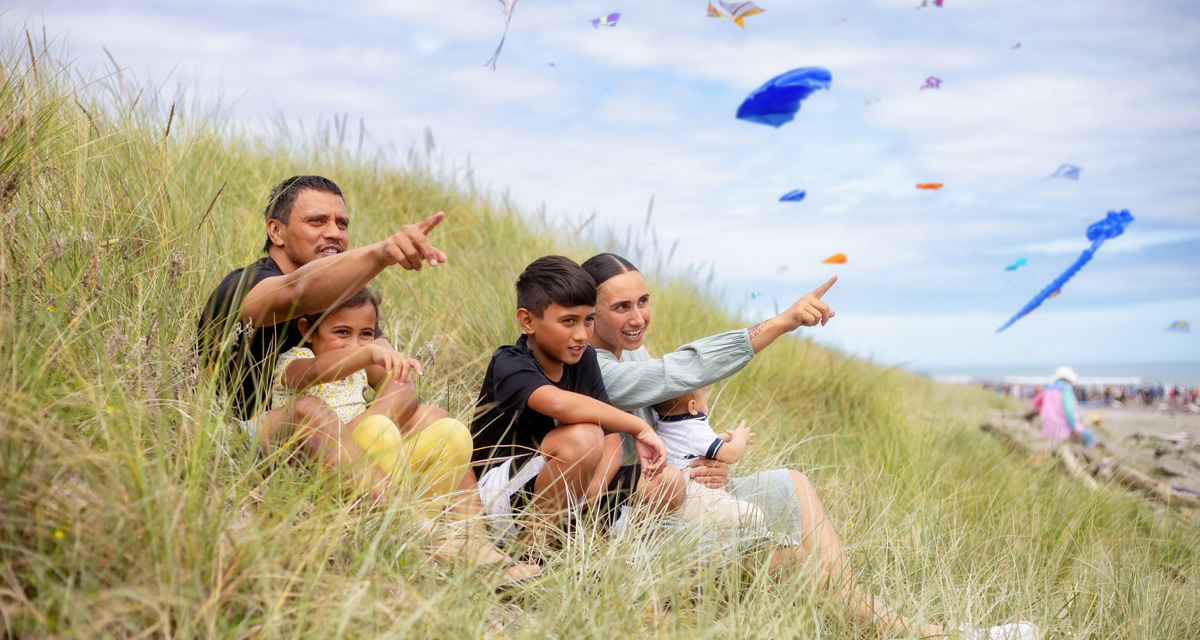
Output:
[996, 209, 1133, 333]
[737, 67, 832, 128]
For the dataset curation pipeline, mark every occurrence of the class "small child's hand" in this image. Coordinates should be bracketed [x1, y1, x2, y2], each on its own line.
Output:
[370, 345, 424, 383]
[727, 421, 755, 447]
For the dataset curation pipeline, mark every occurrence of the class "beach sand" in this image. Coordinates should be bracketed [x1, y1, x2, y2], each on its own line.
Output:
[1089, 406, 1200, 440]
[1085, 406, 1200, 496]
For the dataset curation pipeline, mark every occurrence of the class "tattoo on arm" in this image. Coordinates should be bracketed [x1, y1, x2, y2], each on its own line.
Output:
[748, 321, 767, 341]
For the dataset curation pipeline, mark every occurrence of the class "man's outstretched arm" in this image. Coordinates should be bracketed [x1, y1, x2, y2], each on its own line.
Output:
[239, 212, 448, 327]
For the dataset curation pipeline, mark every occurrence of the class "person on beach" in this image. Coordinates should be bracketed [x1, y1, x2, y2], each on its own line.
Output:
[652, 387, 765, 529]
[1032, 366, 1096, 449]
[197, 175, 537, 586]
[581, 252, 1040, 640]
[269, 287, 467, 500]
[470, 255, 679, 553]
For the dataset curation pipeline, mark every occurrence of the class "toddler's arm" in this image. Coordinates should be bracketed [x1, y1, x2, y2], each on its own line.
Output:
[527, 386, 667, 477]
[713, 420, 755, 464]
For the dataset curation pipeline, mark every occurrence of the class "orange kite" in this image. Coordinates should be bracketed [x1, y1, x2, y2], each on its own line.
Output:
[916, 183, 943, 190]
[821, 253, 847, 264]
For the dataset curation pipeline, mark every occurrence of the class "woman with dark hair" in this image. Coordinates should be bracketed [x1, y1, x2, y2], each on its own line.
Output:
[581, 253, 1039, 640]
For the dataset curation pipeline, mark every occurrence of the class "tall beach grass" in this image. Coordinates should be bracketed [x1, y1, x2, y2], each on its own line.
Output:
[1, 27, 1198, 638]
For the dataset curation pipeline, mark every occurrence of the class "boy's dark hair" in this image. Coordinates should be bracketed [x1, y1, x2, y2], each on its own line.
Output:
[516, 255, 597, 317]
[299, 287, 382, 336]
[581, 252, 639, 289]
[261, 175, 344, 252]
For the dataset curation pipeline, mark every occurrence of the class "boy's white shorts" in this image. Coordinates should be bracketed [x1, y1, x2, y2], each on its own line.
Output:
[477, 456, 547, 541]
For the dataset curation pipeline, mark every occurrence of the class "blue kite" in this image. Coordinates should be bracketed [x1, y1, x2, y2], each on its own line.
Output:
[1005, 258, 1027, 271]
[996, 209, 1133, 332]
[780, 189, 807, 202]
[736, 67, 832, 128]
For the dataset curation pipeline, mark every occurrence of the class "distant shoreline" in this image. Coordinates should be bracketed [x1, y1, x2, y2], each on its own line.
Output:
[916, 361, 1200, 386]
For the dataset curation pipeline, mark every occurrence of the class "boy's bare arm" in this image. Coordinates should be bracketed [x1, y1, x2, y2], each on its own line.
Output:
[526, 385, 667, 475]
[713, 421, 754, 464]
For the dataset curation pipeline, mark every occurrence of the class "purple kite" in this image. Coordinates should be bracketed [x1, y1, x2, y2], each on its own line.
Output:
[591, 12, 620, 27]
[1049, 164, 1082, 180]
[920, 76, 942, 90]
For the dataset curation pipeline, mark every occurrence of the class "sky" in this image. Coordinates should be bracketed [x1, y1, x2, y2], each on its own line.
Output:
[6, 0, 1199, 375]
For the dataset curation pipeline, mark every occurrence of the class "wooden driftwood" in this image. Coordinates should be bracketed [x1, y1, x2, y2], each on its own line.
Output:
[981, 419, 1199, 512]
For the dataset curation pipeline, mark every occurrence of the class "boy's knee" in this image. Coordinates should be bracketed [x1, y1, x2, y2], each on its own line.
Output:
[542, 423, 604, 471]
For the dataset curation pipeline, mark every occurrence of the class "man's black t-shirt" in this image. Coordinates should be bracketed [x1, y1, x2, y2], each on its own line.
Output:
[470, 335, 609, 475]
[197, 257, 304, 421]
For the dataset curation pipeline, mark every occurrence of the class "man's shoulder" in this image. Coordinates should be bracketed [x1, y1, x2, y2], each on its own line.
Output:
[206, 257, 273, 297]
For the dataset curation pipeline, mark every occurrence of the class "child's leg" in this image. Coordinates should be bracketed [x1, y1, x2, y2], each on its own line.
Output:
[361, 376, 419, 432]
[528, 423, 604, 523]
[633, 464, 684, 516]
[584, 433, 625, 504]
[680, 477, 764, 529]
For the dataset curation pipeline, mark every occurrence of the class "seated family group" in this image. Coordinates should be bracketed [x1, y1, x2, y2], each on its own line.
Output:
[197, 175, 1036, 639]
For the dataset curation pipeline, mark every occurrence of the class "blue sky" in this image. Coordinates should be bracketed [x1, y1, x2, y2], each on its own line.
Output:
[8, 0, 1199, 371]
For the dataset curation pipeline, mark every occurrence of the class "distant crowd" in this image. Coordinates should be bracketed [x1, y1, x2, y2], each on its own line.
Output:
[985, 382, 1200, 410]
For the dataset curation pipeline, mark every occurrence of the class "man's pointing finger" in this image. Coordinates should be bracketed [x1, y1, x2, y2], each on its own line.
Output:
[417, 211, 445, 233]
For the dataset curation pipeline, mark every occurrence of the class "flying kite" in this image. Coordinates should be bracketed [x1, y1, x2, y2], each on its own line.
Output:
[920, 76, 942, 90]
[591, 12, 620, 27]
[780, 189, 807, 202]
[916, 183, 943, 190]
[1049, 164, 1081, 180]
[1011, 43, 1021, 50]
[736, 67, 832, 128]
[707, 2, 764, 28]
[1005, 258, 1027, 271]
[917, 0, 944, 7]
[996, 209, 1134, 333]
[822, 253, 847, 264]
[484, 0, 518, 70]
[1166, 321, 1190, 333]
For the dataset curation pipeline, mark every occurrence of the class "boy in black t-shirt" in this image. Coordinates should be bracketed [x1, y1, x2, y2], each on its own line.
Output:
[472, 255, 678, 544]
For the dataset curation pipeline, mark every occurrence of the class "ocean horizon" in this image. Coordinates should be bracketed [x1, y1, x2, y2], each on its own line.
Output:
[913, 361, 1200, 387]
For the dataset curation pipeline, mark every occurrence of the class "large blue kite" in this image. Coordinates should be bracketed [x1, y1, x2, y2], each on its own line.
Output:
[736, 67, 832, 128]
[996, 209, 1134, 333]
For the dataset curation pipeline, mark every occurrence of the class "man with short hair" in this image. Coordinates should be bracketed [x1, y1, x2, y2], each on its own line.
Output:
[198, 174, 461, 500]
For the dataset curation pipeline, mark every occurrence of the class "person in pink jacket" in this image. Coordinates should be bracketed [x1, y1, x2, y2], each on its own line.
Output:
[1032, 366, 1096, 448]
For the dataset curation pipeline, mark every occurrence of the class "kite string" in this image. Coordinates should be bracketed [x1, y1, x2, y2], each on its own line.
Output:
[484, 14, 512, 70]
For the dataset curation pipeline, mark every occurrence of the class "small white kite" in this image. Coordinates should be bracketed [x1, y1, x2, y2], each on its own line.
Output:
[707, 2, 764, 28]
[485, 0, 519, 70]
